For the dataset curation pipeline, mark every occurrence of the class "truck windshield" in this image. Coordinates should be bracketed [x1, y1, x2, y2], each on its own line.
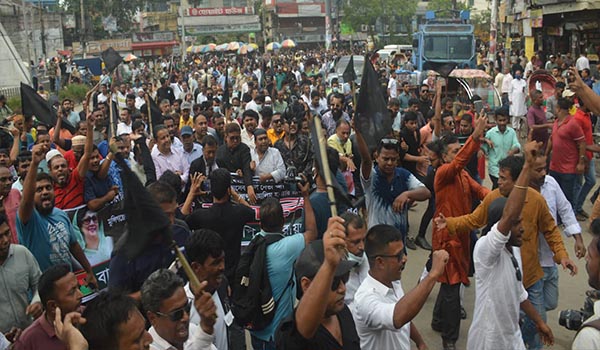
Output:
[424, 35, 472, 61]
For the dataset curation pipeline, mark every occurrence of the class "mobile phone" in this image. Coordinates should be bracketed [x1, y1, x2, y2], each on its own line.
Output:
[474, 100, 484, 114]
[201, 179, 211, 193]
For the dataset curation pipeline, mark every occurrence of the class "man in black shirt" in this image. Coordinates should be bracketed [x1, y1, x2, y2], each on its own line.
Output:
[156, 77, 175, 104]
[184, 168, 254, 282]
[275, 217, 360, 350]
[215, 123, 257, 203]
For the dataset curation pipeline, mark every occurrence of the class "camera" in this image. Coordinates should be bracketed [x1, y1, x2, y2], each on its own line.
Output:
[201, 179, 211, 193]
[559, 294, 595, 331]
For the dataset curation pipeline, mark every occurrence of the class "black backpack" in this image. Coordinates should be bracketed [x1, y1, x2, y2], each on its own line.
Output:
[231, 233, 293, 331]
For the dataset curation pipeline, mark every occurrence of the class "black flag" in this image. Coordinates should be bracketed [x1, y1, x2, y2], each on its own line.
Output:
[354, 58, 391, 152]
[342, 55, 357, 83]
[20, 83, 76, 134]
[141, 98, 164, 132]
[423, 61, 457, 78]
[112, 152, 171, 259]
[101, 47, 123, 73]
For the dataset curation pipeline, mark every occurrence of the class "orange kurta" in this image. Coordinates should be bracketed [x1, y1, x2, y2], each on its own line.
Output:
[432, 135, 490, 285]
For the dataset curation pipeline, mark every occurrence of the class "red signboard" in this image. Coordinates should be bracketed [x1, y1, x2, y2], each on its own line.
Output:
[188, 7, 254, 16]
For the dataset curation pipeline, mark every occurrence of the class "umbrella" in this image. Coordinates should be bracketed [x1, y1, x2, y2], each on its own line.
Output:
[249, 43, 259, 50]
[266, 42, 281, 51]
[227, 41, 241, 51]
[192, 45, 204, 54]
[216, 43, 229, 52]
[124, 54, 138, 62]
[201, 43, 216, 53]
[186, 46, 193, 53]
[448, 69, 491, 80]
[281, 39, 296, 49]
[237, 44, 254, 55]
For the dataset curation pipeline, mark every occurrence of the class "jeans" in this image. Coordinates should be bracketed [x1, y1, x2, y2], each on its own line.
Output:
[55, 76, 61, 92]
[542, 265, 559, 311]
[574, 159, 596, 213]
[251, 335, 276, 350]
[548, 170, 578, 210]
[521, 278, 545, 350]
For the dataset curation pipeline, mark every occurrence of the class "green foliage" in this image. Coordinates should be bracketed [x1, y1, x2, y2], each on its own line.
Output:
[7, 96, 21, 113]
[59, 84, 89, 104]
[426, 0, 470, 12]
[343, 0, 418, 39]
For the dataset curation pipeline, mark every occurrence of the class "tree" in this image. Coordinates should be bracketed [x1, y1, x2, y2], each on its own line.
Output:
[471, 9, 491, 42]
[60, 0, 164, 39]
[426, 0, 470, 12]
[343, 0, 417, 46]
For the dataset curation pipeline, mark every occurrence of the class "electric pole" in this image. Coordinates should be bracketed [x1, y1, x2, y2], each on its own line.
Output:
[489, 0, 498, 63]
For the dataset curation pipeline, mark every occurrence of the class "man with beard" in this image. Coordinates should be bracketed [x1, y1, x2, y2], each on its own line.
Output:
[275, 218, 361, 350]
[0, 166, 21, 243]
[251, 129, 286, 183]
[180, 126, 203, 165]
[321, 94, 350, 137]
[14, 264, 84, 350]
[241, 110, 259, 150]
[185, 229, 238, 350]
[151, 125, 189, 184]
[84, 143, 119, 211]
[417, 85, 432, 120]
[141, 269, 218, 350]
[275, 115, 313, 177]
[157, 78, 175, 104]
[48, 112, 94, 210]
[215, 123, 256, 204]
[164, 115, 184, 150]
[16, 144, 96, 285]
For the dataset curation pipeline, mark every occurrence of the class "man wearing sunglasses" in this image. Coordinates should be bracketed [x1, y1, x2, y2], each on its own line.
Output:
[353, 224, 449, 349]
[275, 217, 359, 350]
[141, 269, 218, 350]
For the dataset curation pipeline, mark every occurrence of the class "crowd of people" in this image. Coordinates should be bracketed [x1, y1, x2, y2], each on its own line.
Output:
[0, 45, 600, 350]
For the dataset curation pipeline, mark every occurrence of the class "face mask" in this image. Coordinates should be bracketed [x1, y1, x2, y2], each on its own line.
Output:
[515, 75, 522, 80]
[347, 251, 365, 266]
[213, 106, 221, 113]
[333, 87, 339, 93]
[256, 104, 262, 112]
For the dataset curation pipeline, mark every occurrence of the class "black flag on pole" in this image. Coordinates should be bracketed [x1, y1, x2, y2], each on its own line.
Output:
[342, 55, 357, 83]
[354, 58, 391, 152]
[423, 61, 457, 78]
[101, 47, 123, 73]
[223, 66, 230, 105]
[112, 152, 171, 259]
[20, 83, 76, 134]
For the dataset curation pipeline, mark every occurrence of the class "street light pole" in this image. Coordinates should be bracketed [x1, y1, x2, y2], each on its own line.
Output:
[180, 0, 186, 60]
[80, 0, 86, 58]
[489, 0, 498, 64]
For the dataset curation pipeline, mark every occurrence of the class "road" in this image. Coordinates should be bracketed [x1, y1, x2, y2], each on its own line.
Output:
[403, 181, 592, 350]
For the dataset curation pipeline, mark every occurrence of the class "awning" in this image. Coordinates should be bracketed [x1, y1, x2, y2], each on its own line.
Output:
[131, 41, 178, 50]
[543, 1, 600, 15]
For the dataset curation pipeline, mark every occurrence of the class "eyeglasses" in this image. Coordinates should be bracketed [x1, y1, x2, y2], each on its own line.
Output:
[508, 251, 522, 282]
[155, 299, 192, 322]
[374, 250, 406, 262]
[0, 176, 13, 183]
[331, 272, 350, 291]
[82, 216, 98, 224]
[421, 90, 429, 93]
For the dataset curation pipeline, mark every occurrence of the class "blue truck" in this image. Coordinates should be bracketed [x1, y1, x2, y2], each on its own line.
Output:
[412, 10, 476, 72]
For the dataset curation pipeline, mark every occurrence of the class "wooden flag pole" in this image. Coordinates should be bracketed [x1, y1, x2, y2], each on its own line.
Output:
[313, 115, 337, 217]
[145, 95, 153, 137]
[172, 242, 201, 291]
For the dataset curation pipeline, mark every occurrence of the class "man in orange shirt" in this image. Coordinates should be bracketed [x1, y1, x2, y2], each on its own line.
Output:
[430, 98, 489, 350]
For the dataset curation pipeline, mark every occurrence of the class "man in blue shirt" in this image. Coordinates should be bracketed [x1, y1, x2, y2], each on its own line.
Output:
[250, 179, 317, 350]
[16, 144, 96, 287]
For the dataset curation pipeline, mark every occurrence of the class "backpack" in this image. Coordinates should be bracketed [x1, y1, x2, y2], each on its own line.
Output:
[231, 233, 293, 331]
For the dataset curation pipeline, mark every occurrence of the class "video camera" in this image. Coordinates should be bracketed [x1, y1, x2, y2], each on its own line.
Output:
[559, 290, 598, 331]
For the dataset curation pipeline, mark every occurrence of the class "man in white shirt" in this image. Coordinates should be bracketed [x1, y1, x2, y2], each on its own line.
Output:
[388, 70, 398, 99]
[353, 224, 449, 350]
[116, 108, 133, 136]
[341, 212, 369, 309]
[508, 69, 528, 130]
[141, 269, 218, 350]
[501, 67, 513, 104]
[576, 52, 590, 72]
[184, 229, 232, 350]
[251, 129, 286, 183]
[458, 142, 554, 350]
[241, 110, 259, 150]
